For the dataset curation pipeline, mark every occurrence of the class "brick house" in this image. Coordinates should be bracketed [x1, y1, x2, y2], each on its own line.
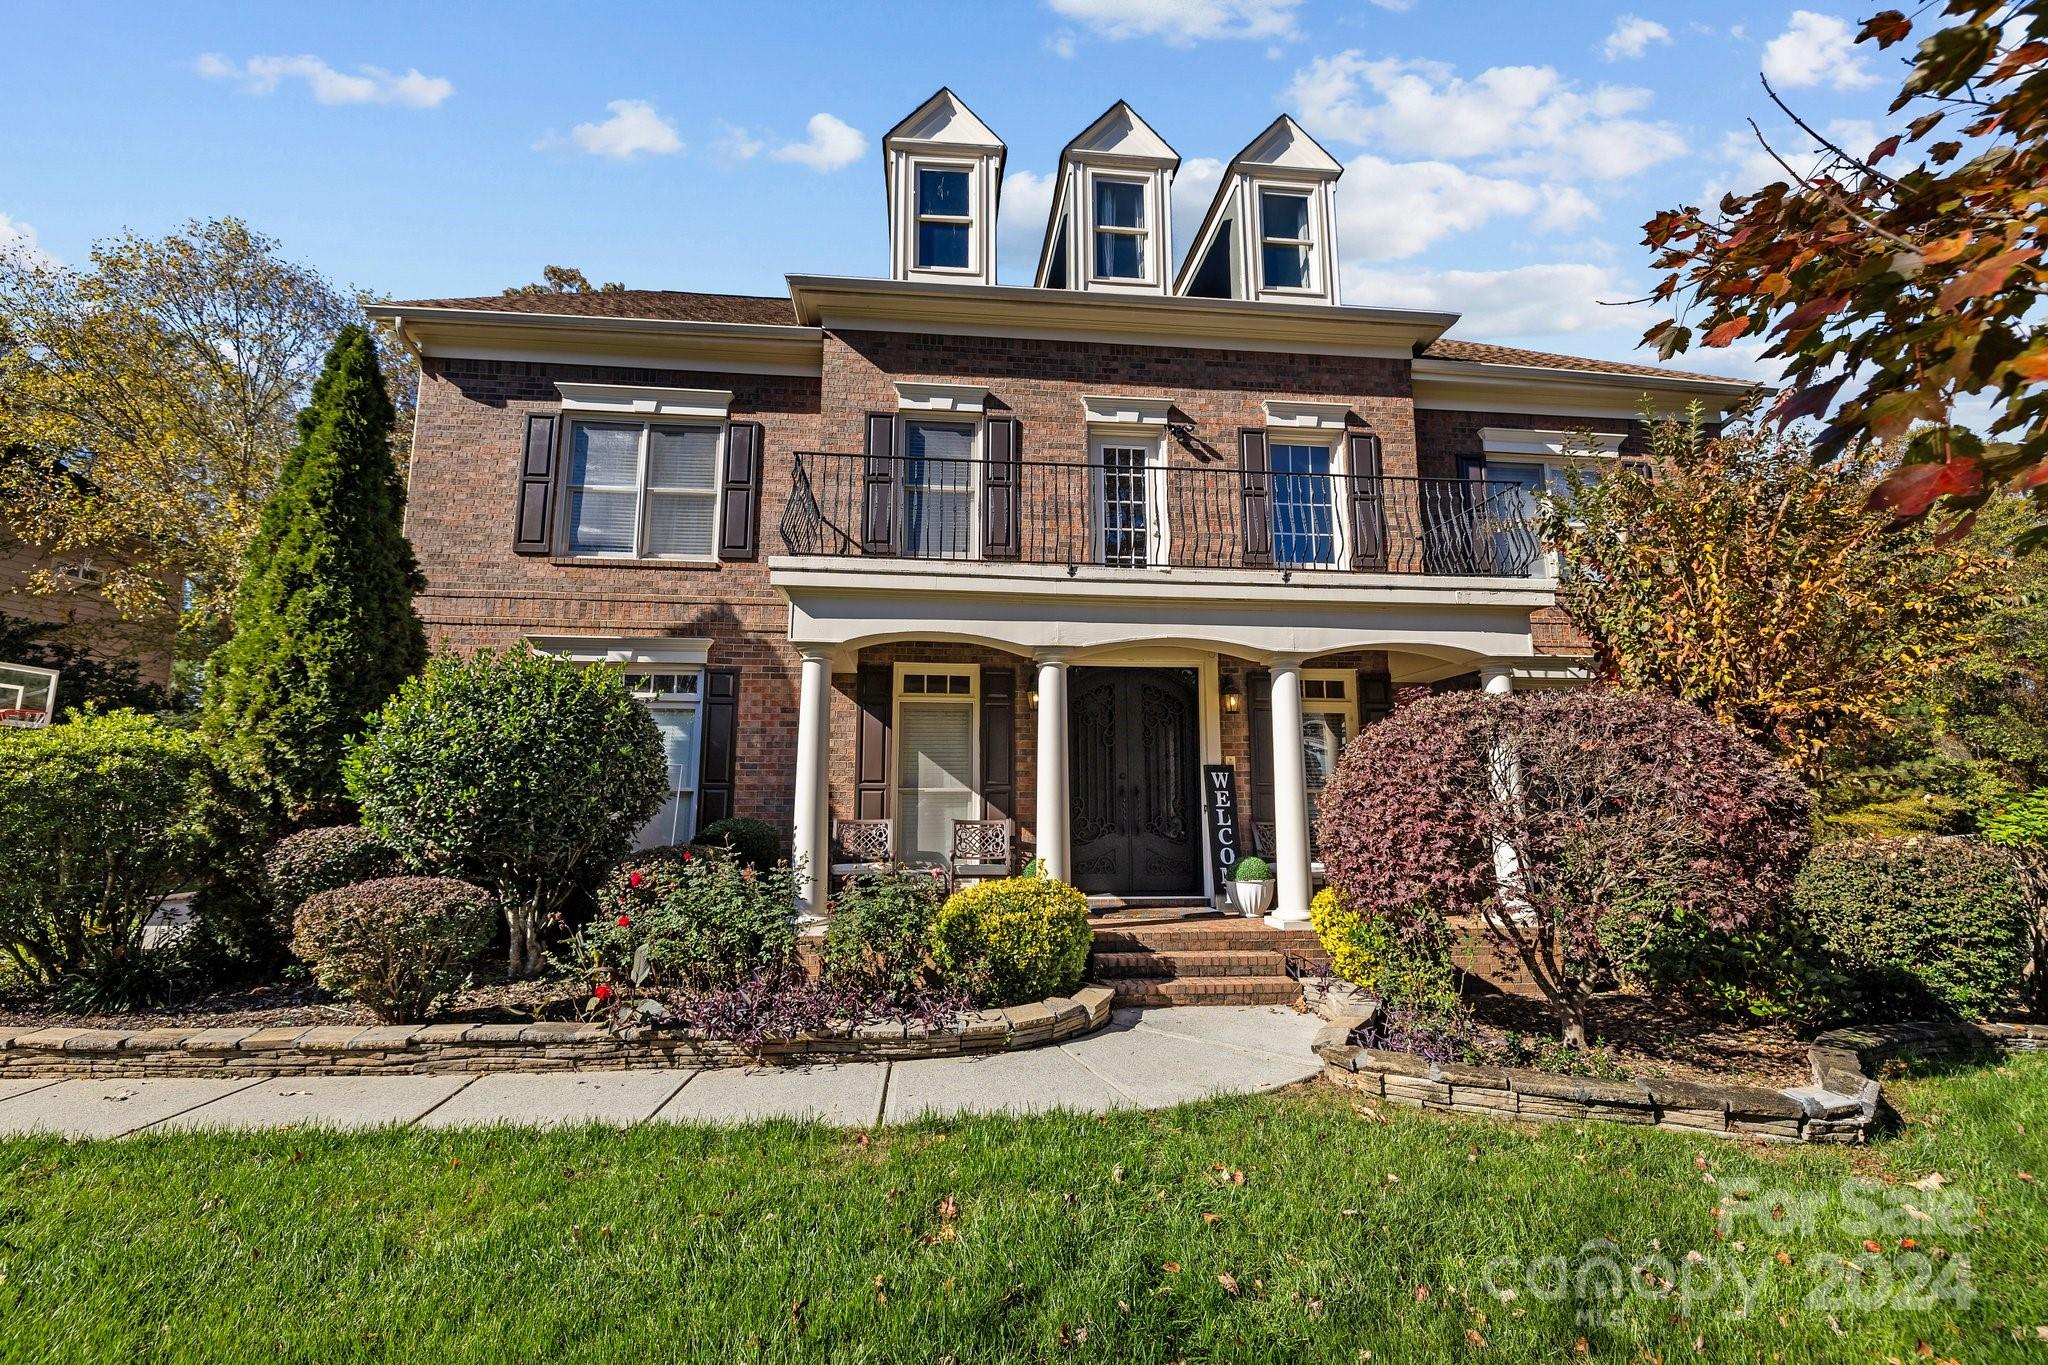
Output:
[366, 91, 1751, 929]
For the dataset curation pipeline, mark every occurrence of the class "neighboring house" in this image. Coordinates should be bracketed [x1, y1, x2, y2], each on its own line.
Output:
[367, 91, 1752, 928]
[0, 524, 176, 695]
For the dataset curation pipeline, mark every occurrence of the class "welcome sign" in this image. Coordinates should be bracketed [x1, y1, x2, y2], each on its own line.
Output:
[1201, 764, 1241, 896]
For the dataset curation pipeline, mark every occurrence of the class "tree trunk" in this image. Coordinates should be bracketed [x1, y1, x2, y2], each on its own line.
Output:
[1558, 980, 1593, 1050]
[505, 901, 542, 977]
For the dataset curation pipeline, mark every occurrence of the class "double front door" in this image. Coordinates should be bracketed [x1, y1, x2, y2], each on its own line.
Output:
[1067, 667, 1202, 896]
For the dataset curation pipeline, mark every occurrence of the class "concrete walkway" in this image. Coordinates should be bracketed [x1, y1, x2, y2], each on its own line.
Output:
[0, 1006, 1323, 1139]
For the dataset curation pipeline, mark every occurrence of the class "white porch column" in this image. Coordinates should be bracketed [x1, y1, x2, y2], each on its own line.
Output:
[1265, 654, 1314, 929]
[1480, 664, 1515, 697]
[1033, 655, 1072, 883]
[1478, 663, 1526, 914]
[791, 648, 833, 925]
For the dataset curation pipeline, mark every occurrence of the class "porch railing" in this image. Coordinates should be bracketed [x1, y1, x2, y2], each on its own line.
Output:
[779, 451, 1545, 578]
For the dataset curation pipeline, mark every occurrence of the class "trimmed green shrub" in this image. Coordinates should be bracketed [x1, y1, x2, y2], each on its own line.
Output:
[1601, 898, 1846, 1025]
[203, 324, 426, 823]
[1309, 886, 1388, 986]
[929, 876, 1092, 1006]
[1795, 836, 2032, 1019]
[1985, 789, 2048, 848]
[263, 825, 400, 931]
[0, 711, 208, 1000]
[582, 850, 799, 992]
[292, 876, 494, 1022]
[1229, 856, 1273, 881]
[694, 817, 782, 871]
[823, 865, 949, 1001]
[1307, 887, 1462, 1022]
[344, 648, 670, 975]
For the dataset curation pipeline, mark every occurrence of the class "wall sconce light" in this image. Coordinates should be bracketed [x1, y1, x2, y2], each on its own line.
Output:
[1222, 684, 1242, 713]
[1027, 686, 1041, 709]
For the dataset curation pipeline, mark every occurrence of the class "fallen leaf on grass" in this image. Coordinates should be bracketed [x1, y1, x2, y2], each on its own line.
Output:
[2018, 1171, 2036, 1183]
[1162, 1261, 1181, 1274]
[1218, 1273, 1240, 1296]
[1202, 1212, 1221, 1225]
[1911, 1172, 1947, 1191]
[1414, 1284, 1429, 1303]
[1465, 1327, 1488, 1348]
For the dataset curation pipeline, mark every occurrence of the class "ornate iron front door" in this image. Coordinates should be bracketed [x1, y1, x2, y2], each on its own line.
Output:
[1067, 668, 1202, 896]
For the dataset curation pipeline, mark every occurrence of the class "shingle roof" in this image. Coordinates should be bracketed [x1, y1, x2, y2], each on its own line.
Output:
[1419, 337, 1751, 387]
[386, 289, 800, 326]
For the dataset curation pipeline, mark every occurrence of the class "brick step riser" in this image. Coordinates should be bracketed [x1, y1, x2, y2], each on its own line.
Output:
[1088, 951, 1293, 980]
[1109, 977, 1304, 1007]
[1094, 931, 1326, 954]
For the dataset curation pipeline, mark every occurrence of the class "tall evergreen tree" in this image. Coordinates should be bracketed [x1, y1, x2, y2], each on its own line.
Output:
[202, 324, 426, 822]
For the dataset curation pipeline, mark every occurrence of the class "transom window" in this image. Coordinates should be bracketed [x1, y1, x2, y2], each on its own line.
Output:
[1259, 190, 1313, 291]
[1269, 440, 1340, 568]
[901, 672, 972, 696]
[564, 420, 722, 559]
[903, 419, 976, 558]
[1092, 177, 1148, 281]
[626, 669, 704, 849]
[915, 166, 973, 270]
[896, 666, 979, 865]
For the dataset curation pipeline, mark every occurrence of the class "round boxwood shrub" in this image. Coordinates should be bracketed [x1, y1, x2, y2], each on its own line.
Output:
[263, 825, 400, 931]
[1229, 856, 1273, 881]
[1795, 836, 2032, 1019]
[929, 876, 1091, 1006]
[292, 876, 494, 1022]
[693, 817, 782, 871]
[823, 865, 949, 1001]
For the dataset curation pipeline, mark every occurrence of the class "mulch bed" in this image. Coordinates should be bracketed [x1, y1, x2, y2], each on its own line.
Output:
[0, 975, 578, 1032]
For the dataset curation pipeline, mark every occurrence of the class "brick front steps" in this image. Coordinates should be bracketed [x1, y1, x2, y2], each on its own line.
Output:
[1088, 911, 1326, 1007]
[0, 985, 1118, 1079]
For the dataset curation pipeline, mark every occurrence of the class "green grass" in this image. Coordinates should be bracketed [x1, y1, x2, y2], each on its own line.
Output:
[0, 1057, 2044, 1362]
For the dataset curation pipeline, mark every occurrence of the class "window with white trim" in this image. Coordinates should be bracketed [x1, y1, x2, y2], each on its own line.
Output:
[902, 419, 977, 558]
[1090, 430, 1168, 567]
[1269, 438, 1343, 568]
[1091, 175, 1148, 281]
[563, 420, 723, 559]
[895, 667, 978, 865]
[1258, 189, 1314, 291]
[1299, 672, 1357, 835]
[627, 670, 704, 849]
[914, 164, 974, 270]
[52, 561, 105, 588]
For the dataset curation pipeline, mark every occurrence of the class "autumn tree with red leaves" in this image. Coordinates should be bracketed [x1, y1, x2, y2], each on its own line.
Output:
[1641, 2, 2046, 537]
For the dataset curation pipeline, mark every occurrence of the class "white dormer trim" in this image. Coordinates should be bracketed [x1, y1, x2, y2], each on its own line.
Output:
[1481, 427, 1625, 458]
[1036, 102, 1179, 297]
[1264, 399, 1352, 431]
[894, 381, 989, 414]
[884, 89, 1005, 288]
[1083, 394, 1175, 426]
[554, 383, 733, 418]
[1174, 115, 1344, 306]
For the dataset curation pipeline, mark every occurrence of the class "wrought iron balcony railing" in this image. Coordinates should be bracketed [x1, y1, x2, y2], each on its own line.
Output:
[779, 451, 1545, 579]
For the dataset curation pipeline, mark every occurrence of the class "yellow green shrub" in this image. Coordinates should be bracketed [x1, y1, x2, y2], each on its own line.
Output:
[1309, 886, 1392, 988]
[930, 876, 1092, 1006]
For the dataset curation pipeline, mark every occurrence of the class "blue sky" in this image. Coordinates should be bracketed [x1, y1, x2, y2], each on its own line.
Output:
[3, 1, 1907, 380]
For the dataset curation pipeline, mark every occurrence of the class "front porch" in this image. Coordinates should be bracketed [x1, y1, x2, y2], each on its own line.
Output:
[774, 558, 1584, 926]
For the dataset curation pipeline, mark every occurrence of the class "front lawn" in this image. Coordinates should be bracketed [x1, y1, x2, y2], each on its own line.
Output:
[1, 1057, 2043, 1362]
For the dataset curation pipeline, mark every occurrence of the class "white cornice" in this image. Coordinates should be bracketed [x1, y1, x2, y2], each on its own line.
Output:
[555, 382, 733, 417]
[363, 304, 824, 377]
[1083, 394, 1174, 426]
[1264, 399, 1352, 431]
[527, 635, 714, 666]
[895, 381, 988, 413]
[1481, 427, 1624, 457]
[787, 274, 1453, 357]
[1412, 357, 1757, 422]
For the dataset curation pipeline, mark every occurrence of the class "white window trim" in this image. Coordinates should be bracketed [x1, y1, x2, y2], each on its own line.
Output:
[894, 382, 988, 415]
[1264, 431, 1348, 569]
[1084, 168, 1155, 288]
[526, 636, 714, 667]
[558, 417, 727, 563]
[1081, 394, 1173, 427]
[630, 668, 706, 850]
[897, 413, 984, 560]
[1089, 429, 1171, 569]
[892, 664, 981, 862]
[1479, 427, 1625, 459]
[554, 383, 733, 419]
[1263, 399, 1351, 432]
[909, 157, 982, 277]
[1253, 181, 1320, 296]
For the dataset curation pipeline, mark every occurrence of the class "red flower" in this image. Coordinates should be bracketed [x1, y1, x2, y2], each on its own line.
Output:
[628, 870, 643, 889]
[616, 914, 632, 928]
[593, 983, 613, 1002]
[681, 850, 693, 861]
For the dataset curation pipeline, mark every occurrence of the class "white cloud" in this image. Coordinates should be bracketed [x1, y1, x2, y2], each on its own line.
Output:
[713, 122, 764, 166]
[1171, 156, 1227, 262]
[1337, 156, 1598, 260]
[1368, 0, 1417, 9]
[1286, 52, 1686, 180]
[1760, 11, 1878, 90]
[1045, 0, 1301, 44]
[1703, 117, 1887, 203]
[194, 52, 452, 107]
[770, 113, 868, 172]
[558, 100, 683, 160]
[999, 169, 1058, 276]
[1342, 260, 1654, 339]
[0, 213, 56, 268]
[1603, 15, 1671, 61]
[1047, 29, 1079, 57]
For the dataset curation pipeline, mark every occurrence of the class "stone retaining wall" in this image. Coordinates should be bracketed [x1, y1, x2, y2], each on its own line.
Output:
[1314, 1008, 2048, 1145]
[0, 985, 1116, 1079]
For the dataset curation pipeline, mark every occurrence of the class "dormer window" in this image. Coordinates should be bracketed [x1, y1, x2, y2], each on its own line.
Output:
[1258, 190, 1313, 291]
[1092, 177, 1148, 280]
[915, 166, 973, 270]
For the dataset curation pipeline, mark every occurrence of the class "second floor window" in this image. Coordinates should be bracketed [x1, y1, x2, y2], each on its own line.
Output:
[1092, 178, 1147, 280]
[1270, 441, 1339, 567]
[564, 420, 721, 559]
[915, 167, 972, 270]
[903, 419, 975, 557]
[1259, 190, 1313, 290]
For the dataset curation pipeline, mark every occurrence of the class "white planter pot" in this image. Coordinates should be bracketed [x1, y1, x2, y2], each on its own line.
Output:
[1229, 878, 1275, 918]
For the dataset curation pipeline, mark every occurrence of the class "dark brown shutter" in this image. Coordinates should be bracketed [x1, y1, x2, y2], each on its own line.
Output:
[513, 412, 559, 555]
[1238, 428, 1272, 567]
[697, 667, 741, 827]
[1246, 670, 1274, 825]
[716, 421, 763, 561]
[855, 664, 891, 820]
[1347, 431, 1388, 571]
[979, 665, 1016, 820]
[983, 415, 1022, 560]
[1358, 671, 1394, 725]
[860, 413, 898, 555]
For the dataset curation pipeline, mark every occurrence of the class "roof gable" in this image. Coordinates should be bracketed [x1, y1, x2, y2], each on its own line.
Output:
[884, 87, 1004, 152]
[1233, 114, 1342, 178]
[1063, 100, 1178, 166]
